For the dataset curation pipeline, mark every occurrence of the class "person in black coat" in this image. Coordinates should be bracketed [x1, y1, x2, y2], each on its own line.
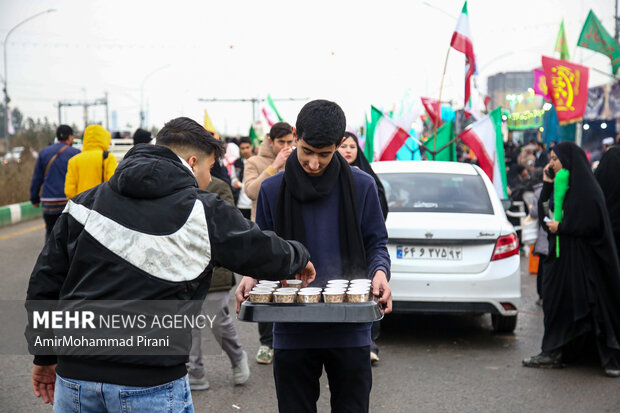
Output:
[534, 141, 549, 168]
[595, 146, 620, 260]
[522, 142, 620, 378]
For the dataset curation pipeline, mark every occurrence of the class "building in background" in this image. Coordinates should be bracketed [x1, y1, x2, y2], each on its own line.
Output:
[488, 71, 545, 145]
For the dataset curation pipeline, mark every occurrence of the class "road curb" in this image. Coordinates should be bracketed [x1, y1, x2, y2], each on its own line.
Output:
[0, 202, 40, 227]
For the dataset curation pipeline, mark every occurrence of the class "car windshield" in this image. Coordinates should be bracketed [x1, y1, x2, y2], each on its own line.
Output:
[377, 172, 494, 214]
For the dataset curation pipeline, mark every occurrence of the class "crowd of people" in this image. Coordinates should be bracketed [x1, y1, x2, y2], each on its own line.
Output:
[30, 125, 154, 237]
[24, 106, 620, 413]
[26, 101, 392, 413]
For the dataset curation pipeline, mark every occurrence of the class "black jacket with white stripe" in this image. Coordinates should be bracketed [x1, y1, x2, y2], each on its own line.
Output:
[25, 144, 309, 386]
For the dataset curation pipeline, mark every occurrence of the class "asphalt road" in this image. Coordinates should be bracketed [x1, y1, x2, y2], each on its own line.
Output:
[0, 218, 618, 413]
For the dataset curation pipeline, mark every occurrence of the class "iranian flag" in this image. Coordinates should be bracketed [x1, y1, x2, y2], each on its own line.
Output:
[421, 97, 441, 127]
[365, 106, 410, 162]
[458, 108, 508, 199]
[451, 1, 476, 115]
[261, 94, 283, 127]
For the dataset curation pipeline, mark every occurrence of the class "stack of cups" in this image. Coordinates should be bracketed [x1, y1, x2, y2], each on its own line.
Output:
[250, 282, 277, 303]
[347, 279, 373, 302]
[258, 280, 280, 289]
[323, 279, 349, 303]
[273, 281, 300, 303]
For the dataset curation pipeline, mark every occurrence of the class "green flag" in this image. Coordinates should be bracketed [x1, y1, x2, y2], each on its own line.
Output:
[365, 106, 382, 162]
[425, 121, 456, 162]
[249, 124, 260, 147]
[266, 94, 283, 122]
[577, 10, 620, 74]
[554, 19, 570, 60]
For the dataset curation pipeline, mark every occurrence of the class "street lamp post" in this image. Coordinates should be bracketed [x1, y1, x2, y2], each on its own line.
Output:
[140, 64, 170, 128]
[3, 8, 56, 152]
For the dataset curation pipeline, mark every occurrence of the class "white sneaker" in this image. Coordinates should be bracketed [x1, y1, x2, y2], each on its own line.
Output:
[232, 351, 250, 385]
[256, 345, 273, 364]
[189, 375, 210, 391]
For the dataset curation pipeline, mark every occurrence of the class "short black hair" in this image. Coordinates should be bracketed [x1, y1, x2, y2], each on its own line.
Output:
[133, 128, 152, 145]
[56, 125, 74, 141]
[269, 122, 293, 141]
[156, 117, 225, 160]
[238, 136, 252, 146]
[296, 100, 346, 148]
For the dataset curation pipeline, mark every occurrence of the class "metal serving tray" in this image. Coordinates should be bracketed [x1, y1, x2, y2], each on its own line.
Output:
[238, 300, 383, 323]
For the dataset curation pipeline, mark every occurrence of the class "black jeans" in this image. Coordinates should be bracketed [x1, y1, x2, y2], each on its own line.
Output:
[273, 346, 372, 413]
[43, 213, 61, 240]
[258, 322, 273, 347]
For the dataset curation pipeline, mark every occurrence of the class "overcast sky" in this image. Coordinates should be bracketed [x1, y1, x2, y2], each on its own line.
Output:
[0, 0, 615, 135]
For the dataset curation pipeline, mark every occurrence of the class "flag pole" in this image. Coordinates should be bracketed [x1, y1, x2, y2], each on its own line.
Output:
[433, 46, 451, 160]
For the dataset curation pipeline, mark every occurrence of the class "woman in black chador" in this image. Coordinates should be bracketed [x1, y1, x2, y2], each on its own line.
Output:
[595, 146, 620, 260]
[522, 142, 620, 378]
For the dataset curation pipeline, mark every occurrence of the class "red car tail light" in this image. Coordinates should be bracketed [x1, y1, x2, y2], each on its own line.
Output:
[491, 233, 519, 261]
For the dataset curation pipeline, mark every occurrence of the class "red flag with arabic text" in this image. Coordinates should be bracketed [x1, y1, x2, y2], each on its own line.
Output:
[541, 56, 589, 124]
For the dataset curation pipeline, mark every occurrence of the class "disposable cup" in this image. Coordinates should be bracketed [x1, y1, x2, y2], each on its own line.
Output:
[258, 280, 280, 287]
[284, 279, 302, 290]
[275, 287, 299, 293]
[323, 288, 346, 294]
[297, 291, 321, 303]
[273, 291, 297, 303]
[299, 287, 322, 293]
[323, 291, 345, 303]
[249, 291, 272, 303]
[252, 287, 275, 293]
[346, 291, 368, 303]
[327, 279, 349, 284]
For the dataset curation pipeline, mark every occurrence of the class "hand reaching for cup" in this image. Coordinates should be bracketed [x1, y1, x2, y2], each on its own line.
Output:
[295, 261, 316, 287]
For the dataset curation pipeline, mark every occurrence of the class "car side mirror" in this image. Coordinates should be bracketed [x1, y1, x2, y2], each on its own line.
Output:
[501, 199, 512, 211]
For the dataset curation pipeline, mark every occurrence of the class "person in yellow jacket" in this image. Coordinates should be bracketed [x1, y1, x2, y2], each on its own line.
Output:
[65, 124, 118, 199]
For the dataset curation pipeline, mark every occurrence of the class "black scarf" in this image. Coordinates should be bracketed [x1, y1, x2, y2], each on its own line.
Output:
[274, 149, 367, 279]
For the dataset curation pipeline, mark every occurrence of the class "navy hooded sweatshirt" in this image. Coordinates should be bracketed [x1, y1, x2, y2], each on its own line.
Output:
[256, 166, 390, 349]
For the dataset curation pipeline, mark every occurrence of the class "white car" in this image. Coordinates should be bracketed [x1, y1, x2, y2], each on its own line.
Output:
[72, 137, 135, 161]
[373, 161, 521, 333]
[2, 146, 38, 164]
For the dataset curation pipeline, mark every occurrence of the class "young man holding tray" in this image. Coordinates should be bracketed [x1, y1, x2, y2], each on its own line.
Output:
[236, 100, 392, 413]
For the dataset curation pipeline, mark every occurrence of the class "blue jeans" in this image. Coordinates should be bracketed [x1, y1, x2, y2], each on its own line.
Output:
[54, 374, 194, 413]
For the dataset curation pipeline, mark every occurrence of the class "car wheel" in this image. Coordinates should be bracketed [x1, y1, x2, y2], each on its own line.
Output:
[491, 313, 517, 333]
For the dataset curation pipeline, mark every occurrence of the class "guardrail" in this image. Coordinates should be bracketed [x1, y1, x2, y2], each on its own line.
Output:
[0, 202, 40, 227]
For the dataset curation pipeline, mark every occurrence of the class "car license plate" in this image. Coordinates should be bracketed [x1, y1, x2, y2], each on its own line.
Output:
[396, 245, 463, 260]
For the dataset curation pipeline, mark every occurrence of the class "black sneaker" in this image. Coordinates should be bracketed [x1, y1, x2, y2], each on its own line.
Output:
[605, 368, 620, 378]
[522, 351, 565, 369]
